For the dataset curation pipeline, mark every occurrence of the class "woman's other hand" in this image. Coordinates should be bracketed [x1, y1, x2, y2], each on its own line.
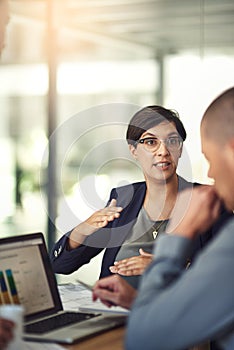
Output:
[109, 248, 153, 276]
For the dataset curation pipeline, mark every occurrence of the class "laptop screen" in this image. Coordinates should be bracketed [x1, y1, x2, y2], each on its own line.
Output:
[0, 233, 62, 322]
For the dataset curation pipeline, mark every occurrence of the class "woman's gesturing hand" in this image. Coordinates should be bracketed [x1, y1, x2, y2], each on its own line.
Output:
[84, 199, 123, 230]
[69, 199, 123, 248]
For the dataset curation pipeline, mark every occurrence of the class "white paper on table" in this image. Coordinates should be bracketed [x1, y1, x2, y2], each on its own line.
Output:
[58, 283, 129, 315]
[22, 341, 66, 349]
[58, 283, 93, 311]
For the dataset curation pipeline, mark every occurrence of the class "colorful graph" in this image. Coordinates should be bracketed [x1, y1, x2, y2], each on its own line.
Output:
[0, 269, 20, 304]
[5, 269, 20, 304]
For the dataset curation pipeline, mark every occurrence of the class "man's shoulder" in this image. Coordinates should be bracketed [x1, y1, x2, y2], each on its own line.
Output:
[220, 215, 234, 234]
[207, 215, 234, 253]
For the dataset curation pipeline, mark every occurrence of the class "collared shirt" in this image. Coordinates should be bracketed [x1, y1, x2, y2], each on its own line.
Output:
[126, 218, 234, 350]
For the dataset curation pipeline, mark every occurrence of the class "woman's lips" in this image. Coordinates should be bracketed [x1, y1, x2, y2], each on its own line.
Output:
[154, 161, 171, 170]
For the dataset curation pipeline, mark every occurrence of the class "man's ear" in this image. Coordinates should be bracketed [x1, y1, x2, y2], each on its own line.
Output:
[223, 138, 234, 174]
[226, 138, 234, 159]
[128, 144, 138, 160]
[229, 138, 234, 149]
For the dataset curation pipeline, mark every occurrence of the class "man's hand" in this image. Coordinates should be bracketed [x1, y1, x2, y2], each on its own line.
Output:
[109, 249, 153, 276]
[167, 185, 222, 239]
[92, 275, 137, 310]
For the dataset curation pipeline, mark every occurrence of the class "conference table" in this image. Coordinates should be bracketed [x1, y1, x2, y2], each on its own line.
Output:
[63, 326, 125, 350]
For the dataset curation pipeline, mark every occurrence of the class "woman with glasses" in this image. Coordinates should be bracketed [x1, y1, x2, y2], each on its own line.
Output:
[50, 106, 230, 289]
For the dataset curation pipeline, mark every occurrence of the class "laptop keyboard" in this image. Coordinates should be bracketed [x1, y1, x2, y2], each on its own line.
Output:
[25, 311, 99, 334]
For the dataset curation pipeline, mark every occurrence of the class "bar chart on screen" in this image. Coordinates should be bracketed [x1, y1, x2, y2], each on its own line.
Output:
[0, 269, 20, 304]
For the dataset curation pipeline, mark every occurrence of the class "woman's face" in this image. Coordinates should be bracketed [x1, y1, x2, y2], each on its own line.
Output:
[129, 121, 182, 184]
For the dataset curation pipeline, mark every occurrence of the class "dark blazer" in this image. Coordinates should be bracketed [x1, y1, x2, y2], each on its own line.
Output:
[50, 178, 232, 283]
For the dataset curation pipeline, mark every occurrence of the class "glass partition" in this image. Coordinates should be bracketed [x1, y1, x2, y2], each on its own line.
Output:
[0, 0, 233, 250]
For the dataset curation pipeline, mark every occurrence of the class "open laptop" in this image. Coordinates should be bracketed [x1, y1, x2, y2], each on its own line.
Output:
[0, 232, 126, 344]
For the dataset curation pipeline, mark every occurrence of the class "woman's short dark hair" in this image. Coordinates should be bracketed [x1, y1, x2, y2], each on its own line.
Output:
[126, 105, 187, 145]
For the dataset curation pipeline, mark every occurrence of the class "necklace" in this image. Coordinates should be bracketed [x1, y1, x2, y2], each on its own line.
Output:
[144, 201, 174, 240]
[152, 219, 168, 239]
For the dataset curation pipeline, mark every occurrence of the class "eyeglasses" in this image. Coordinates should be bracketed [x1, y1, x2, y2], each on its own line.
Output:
[135, 137, 183, 153]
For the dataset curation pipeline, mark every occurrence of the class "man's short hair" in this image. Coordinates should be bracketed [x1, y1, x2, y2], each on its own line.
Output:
[201, 87, 234, 144]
